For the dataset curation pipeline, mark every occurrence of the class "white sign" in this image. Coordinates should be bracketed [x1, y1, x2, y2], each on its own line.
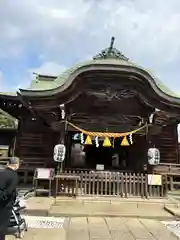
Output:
[148, 174, 162, 185]
[36, 168, 53, 179]
[96, 164, 104, 171]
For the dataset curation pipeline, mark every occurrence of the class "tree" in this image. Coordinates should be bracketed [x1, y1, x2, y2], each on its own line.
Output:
[0, 109, 17, 129]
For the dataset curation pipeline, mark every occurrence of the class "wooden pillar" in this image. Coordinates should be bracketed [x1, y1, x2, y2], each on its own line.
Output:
[64, 132, 71, 168]
[14, 117, 23, 157]
[56, 104, 68, 173]
[57, 121, 67, 173]
[175, 123, 179, 164]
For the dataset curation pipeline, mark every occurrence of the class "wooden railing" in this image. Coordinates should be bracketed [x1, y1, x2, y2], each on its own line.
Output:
[1, 156, 179, 197]
[153, 163, 180, 174]
[153, 163, 180, 191]
[58, 170, 168, 198]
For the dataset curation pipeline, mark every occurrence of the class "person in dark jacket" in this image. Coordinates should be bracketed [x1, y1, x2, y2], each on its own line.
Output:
[0, 157, 19, 240]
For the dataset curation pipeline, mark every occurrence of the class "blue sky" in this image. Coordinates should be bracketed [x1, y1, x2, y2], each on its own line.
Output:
[1, 0, 180, 94]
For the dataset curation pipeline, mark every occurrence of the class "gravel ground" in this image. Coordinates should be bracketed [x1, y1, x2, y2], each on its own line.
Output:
[163, 221, 180, 238]
[24, 216, 67, 229]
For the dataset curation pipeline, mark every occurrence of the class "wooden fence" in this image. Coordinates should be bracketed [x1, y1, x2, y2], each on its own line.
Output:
[1, 156, 178, 198]
[58, 170, 168, 198]
[153, 163, 180, 191]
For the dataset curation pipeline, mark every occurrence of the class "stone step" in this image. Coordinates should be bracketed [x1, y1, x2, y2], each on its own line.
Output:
[25, 197, 176, 220]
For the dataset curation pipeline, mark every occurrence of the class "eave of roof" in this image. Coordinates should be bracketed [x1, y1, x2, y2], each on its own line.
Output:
[1, 36, 180, 103]
[18, 58, 180, 100]
[0, 92, 17, 97]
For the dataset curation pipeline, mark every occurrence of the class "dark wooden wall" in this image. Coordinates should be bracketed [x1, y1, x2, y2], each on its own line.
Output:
[153, 124, 179, 164]
[0, 129, 16, 146]
[15, 118, 59, 169]
[14, 118, 179, 173]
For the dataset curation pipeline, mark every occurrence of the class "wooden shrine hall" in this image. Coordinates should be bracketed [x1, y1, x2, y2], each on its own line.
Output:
[0, 37, 180, 198]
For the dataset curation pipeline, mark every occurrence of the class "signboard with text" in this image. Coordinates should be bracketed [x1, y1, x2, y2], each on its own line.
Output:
[148, 174, 162, 185]
[96, 164, 104, 171]
[36, 168, 54, 180]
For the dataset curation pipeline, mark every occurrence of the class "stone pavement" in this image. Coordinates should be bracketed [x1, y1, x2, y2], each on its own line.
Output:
[25, 197, 175, 219]
[50, 201, 173, 219]
[6, 217, 179, 240]
[164, 190, 180, 218]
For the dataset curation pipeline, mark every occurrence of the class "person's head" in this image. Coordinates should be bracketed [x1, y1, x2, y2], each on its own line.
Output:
[7, 157, 20, 171]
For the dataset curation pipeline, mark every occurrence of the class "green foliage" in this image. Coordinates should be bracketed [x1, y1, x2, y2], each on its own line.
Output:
[0, 114, 16, 128]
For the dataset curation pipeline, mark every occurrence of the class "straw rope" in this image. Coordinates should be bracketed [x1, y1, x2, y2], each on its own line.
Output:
[67, 121, 148, 138]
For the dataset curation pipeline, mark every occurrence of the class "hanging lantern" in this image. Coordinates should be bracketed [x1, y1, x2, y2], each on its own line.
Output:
[95, 136, 99, 147]
[85, 135, 92, 145]
[129, 134, 133, 144]
[53, 144, 66, 162]
[103, 137, 111, 147]
[121, 136, 129, 146]
[148, 147, 160, 165]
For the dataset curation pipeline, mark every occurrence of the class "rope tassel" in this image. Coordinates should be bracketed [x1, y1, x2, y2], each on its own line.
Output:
[121, 136, 129, 146]
[103, 137, 111, 147]
[85, 135, 92, 145]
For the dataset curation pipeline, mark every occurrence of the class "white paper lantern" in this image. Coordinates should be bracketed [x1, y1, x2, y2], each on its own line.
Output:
[148, 147, 160, 165]
[53, 144, 66, 162]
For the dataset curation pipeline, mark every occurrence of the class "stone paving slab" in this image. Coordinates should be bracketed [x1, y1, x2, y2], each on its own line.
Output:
[163, 221, 180, 238]
[49, 202, 173, 219]
[164, 205, 180, 218]
[6, 217, 179, 240]
[55, 196, 174, 205]
[25, 197, 54, 216]
[142, 219, 179, 240]
[6, 228, 67, 240]
[25, 197, 176, 219]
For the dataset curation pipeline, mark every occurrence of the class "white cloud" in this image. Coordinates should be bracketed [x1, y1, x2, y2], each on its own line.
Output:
[0, 0, 180, 93]
[1, 0, 180, 139]
[16, 61, 66, 90]
[0, 0, 92, 59]
[1, 0, 180, 61]
[30, 61, 66, 76]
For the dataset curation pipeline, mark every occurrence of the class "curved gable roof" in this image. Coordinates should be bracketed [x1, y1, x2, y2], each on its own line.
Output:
[19, 36, 180, 100]
[0, 37, 178, 106]
[19, 58, 180, 100]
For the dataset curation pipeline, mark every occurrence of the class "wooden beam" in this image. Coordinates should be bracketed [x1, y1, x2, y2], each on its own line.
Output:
[17, 92, 50, 127]
[17, 92, 35, 116]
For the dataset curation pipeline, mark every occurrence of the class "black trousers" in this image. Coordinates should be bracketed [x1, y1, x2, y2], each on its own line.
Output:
[0, 232, 5, 240]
